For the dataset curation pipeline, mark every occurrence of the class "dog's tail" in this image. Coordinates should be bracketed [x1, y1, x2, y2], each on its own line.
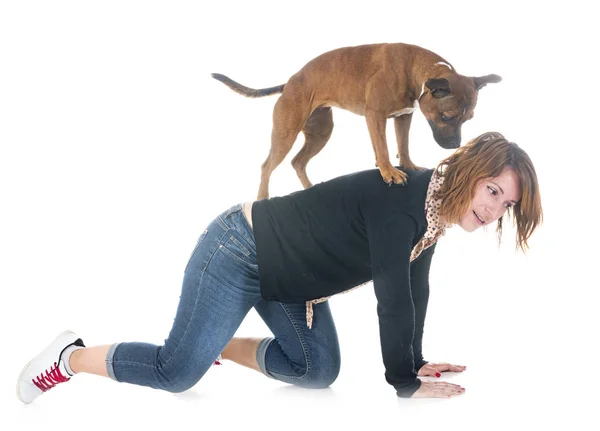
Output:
[211, 73, 285, 98]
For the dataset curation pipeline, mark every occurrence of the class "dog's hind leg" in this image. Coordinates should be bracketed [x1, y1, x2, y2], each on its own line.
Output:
[257, 93, 310, 200]
[291, 107, 334, 189]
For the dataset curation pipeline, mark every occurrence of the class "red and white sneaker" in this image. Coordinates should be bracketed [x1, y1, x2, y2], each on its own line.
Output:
[17, 330, 85, 404]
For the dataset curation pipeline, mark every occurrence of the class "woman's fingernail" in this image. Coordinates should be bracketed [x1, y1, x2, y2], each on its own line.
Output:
[436, 372, 441, 377]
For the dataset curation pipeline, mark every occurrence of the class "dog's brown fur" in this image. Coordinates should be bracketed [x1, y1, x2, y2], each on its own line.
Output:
[213, 43, 501, 199]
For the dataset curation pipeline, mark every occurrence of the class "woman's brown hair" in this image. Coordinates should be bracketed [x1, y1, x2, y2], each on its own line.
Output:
[435, 132, 543, 252]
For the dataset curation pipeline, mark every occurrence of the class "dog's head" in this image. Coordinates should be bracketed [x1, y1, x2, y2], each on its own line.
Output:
[419, 73, 501, 149]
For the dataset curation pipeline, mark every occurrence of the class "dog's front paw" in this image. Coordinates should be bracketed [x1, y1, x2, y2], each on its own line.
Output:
[379, 165, 408, 186]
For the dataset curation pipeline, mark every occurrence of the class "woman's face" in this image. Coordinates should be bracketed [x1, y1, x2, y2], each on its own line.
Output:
[458, 167, 521, 232]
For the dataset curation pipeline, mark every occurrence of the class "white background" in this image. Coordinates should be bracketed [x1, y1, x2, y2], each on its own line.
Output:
[1, 1, 598, 429]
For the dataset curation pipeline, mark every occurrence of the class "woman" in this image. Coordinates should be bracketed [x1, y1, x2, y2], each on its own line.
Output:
[17, 132, 542, 402]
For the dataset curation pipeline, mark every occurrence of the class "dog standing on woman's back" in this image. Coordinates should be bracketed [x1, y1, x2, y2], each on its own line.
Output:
[213, 42, 501, 200]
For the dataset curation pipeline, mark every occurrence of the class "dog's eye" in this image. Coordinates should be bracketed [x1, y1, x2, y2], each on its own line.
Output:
[441, 114, 455, 122]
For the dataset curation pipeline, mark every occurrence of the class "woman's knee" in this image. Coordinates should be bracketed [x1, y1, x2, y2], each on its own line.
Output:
[157, 369, 203, 393]
[296, 353, 341, 389]
[153, 356, 209, 393]
[305, 365, 340, 389]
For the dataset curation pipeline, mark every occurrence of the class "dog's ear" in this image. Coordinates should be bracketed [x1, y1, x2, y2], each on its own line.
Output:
[426, 78, 452, 98]
[473, 74, 502, 90]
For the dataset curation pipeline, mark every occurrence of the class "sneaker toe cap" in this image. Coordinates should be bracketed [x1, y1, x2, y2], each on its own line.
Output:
[17, 379, 41, 404]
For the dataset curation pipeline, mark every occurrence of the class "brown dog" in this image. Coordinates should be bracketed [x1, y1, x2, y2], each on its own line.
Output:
[212, 42, 501, 199]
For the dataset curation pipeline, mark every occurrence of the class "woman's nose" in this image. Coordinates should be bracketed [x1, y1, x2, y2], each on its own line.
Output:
[487, 202, 506, 222]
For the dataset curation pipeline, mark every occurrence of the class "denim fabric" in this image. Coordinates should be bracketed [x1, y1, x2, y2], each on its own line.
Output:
[106, 204, 340, 392]
[254, 300, 341, 389]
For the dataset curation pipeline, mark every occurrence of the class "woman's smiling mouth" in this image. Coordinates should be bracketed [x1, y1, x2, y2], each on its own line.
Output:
[473, 210, 485, 225]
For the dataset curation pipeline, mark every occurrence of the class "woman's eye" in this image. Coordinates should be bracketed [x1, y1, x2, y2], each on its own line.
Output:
[487, 185, 497, 195]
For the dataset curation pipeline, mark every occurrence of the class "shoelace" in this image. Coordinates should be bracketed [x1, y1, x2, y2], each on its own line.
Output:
[32, 362, 70, 392]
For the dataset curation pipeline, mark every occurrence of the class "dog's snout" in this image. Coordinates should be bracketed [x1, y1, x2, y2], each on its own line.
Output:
[446, 137, 460, 148]
[448, 137, 460, 148]
[429, 122, 462, 150]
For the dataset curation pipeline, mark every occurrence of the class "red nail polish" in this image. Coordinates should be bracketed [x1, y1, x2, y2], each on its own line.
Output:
[436, 372, 441, 377]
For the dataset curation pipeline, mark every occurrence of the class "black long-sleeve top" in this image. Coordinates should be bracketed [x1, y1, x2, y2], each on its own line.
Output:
[251, 167, 436, 397]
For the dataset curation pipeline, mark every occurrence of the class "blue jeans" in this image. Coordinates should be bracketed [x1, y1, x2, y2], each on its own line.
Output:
[106, 204, 341, 392]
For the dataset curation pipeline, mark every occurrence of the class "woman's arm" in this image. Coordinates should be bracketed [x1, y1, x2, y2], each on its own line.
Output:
[366, 210, 422, 397]
[410, 242, 437, 372]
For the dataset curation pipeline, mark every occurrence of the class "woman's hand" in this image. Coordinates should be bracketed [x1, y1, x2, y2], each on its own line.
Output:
[418, 362, 466, 378]
[411, 380, 465, 398]
[411, 363, 467, 398]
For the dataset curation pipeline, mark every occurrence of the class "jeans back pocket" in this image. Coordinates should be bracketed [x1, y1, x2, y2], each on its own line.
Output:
[219, 233, 255, 266]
